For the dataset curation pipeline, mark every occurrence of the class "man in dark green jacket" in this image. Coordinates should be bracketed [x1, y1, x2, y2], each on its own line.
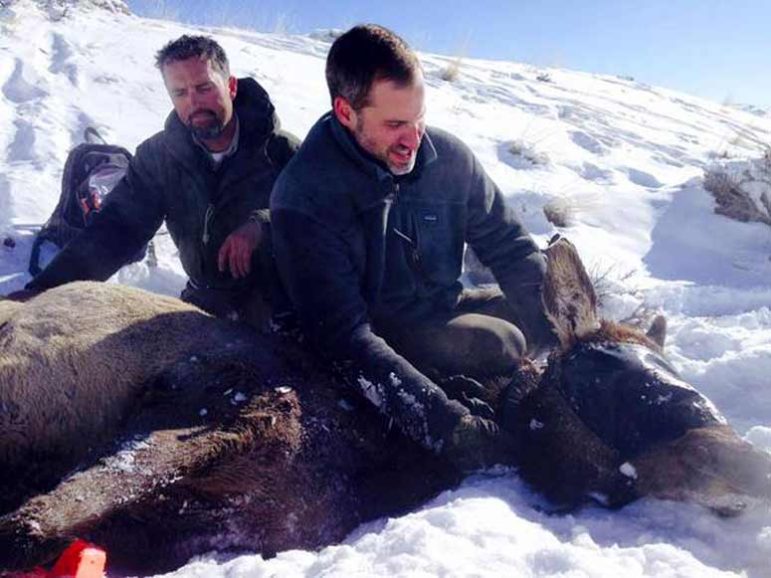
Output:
[26, 35, 298, 326]
[271, 25, 556, 470]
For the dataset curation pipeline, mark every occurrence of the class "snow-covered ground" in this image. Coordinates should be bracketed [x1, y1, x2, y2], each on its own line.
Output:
[1, 1, 770, 576]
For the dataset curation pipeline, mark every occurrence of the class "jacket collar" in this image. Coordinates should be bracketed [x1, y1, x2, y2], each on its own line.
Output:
[327, 112, 437, 184]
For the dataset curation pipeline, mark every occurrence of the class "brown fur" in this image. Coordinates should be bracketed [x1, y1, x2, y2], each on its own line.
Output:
[0, 282, 457, 573]
[632, 426, 771, 514]
[506, 325, 771, 511]
[3, 240, 769, 570]
[645, 314, 667, 348]
[501, 362, 636, 508]
[510, 236, 771, 510]
[0, 284, 234, 509]
[542, 238, 600, 348]
[0, 298, 22, 326]
[589, 319, 662, 352]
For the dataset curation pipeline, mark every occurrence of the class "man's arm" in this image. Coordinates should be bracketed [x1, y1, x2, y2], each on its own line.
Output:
[271, 205, 468, 451]
[215, 129, 302, 279]
[465, 155, 556, 353]
[27, 149, 165, 291]
[267, 129, 301, 171]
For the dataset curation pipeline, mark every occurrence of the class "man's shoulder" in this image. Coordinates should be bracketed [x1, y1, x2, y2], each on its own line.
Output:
[272, 116, 365, 219]
[422, 127, 479, 181]
[426, 126, 474, 160]
[293, 114, 338, 159]
[235, 77, 278, 140]
[132, 128, 175, 167]
[137, 129, 168, 151]
[274, 117, 346, 193]
[128, 131, 165, 163]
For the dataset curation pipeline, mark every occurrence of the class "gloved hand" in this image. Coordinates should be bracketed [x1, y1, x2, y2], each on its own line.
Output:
[497, 364, 543, 434]
[440, 375, 495, 419]
[443, 414, 517, 472]
[441, 374, 488, 399]
[459, 392, 495, 420]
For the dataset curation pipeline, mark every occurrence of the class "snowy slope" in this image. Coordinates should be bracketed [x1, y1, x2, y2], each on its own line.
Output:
[1, 1, 770, 576]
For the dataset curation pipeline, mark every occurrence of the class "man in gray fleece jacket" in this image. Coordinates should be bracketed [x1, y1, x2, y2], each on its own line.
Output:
[271, 25, 555, 469]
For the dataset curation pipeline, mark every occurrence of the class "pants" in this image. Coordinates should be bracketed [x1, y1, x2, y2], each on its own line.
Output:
[181, 281, 272, 330]
[376, 287, 527, 381]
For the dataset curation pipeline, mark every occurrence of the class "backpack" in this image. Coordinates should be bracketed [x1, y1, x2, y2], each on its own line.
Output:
[29, 128, 150, 276]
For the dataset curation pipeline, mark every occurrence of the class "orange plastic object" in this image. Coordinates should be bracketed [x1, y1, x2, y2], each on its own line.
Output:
[48, 539, 106, 578]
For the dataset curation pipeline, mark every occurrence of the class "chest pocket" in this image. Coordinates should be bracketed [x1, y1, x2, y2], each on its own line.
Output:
[411, 202, 465, 287]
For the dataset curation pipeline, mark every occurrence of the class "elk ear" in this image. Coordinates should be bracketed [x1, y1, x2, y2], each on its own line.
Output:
[542, 237, 600, 349]
[646, 315, 667, 349]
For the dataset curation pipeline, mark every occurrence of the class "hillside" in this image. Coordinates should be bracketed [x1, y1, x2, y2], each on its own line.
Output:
[1, 1, 770, 576]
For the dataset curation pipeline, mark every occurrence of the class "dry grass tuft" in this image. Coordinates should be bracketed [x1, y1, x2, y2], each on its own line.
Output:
[542, 193, 600, 227]
[704, 165, 771, 226]
[440, 57, 463, 82]
[509, 139, 550, 167]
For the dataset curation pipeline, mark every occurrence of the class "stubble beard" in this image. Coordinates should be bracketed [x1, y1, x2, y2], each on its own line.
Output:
[355, 124, 416, 176]
[388, 152, 416, 176]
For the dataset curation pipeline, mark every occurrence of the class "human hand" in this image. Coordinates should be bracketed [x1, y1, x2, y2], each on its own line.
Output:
[459, 392, 496, 420]
[218, 220, 262, 279]
[444, 414, 517, 472]
[441, 374, 488, 400]
[440, 375, 495, 419]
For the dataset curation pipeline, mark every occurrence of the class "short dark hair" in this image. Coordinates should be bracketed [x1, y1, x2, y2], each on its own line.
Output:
[155, 35, 230, 77]
[325, 24, 421, 110]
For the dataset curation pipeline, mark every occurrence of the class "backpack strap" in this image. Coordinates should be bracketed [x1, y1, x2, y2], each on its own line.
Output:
[84, 126, 108, 145]
[28, 234, 46, 277]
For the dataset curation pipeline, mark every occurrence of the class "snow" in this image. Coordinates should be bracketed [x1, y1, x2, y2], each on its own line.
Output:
[0, 1, 770, 577]
[159, 474, 768, 578]
[620, 462, 638, 480]
[105, 436, 151, 474]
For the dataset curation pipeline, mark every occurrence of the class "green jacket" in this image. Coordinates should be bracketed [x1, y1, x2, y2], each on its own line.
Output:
[29, 78, 298, 293]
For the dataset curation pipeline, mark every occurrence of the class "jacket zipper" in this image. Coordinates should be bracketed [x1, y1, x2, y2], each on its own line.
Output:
[388, 182, 426, 284]
[202, 203, 214, 245]
[384, 181, 400, 205]
[408, 210, 423, 278]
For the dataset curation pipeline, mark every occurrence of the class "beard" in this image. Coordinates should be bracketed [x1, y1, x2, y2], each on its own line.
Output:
[187, 110, 225, 140]
[354, 124, 417, 176]
[387, 145, 417, 175]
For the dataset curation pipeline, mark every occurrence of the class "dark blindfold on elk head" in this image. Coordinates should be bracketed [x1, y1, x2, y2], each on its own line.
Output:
[508, 237, 770, 513]
[537, 236, 725, 460]
[553, 340, 726, 459]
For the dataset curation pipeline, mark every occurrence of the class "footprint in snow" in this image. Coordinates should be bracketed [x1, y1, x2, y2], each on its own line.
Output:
[1, 58, 48, 104]
[577, 162, 614, 183]
[570, 130, 607, 155]
[0, 174, 11, 227]
[7, 119, 37, 164]
[49, 33, 78, 85]
[625, 168, 663, 189]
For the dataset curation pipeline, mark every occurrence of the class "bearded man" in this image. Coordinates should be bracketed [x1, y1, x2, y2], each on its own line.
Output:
[25, 35, 298, 326]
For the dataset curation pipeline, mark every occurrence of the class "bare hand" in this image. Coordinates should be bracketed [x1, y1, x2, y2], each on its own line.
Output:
[217, 221, 262, 279]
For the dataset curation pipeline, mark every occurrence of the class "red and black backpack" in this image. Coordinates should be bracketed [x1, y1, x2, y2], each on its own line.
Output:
[29, 127, 147, 275]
